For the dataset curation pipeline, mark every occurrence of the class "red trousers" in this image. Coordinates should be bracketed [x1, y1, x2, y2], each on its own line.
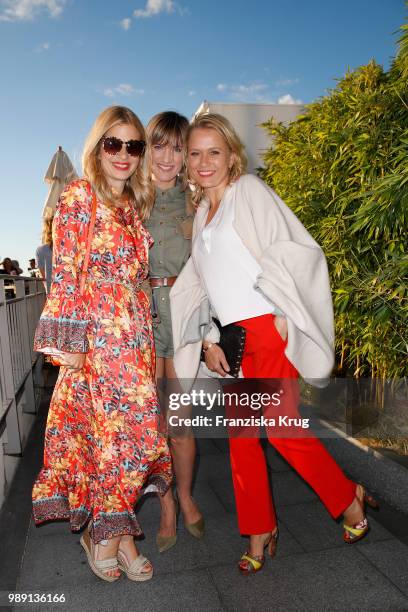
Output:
[228, 314, 356, 535]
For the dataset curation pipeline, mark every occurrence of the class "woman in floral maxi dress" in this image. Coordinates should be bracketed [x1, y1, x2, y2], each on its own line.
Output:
[33, 106, 173, 582]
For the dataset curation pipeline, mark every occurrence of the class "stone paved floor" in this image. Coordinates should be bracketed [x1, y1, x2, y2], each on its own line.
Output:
[2, 375, 408, 611]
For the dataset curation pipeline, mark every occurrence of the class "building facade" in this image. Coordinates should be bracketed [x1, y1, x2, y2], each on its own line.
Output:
[194, 101, 304, 172]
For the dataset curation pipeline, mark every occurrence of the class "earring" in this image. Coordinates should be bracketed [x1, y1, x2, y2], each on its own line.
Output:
[186, 171, 197, 191]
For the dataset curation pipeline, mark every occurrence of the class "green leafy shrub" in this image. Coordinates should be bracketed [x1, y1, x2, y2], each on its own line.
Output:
[260, 23, 408, 380]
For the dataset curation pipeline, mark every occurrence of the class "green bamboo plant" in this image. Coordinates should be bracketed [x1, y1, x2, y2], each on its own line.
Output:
[260, 23, 407, 381]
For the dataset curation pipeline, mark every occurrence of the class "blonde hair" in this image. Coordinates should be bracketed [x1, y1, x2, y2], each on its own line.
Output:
[41, 217, 53, 247]
[146, 111, 189, 190]
[186, 113, 247, 206]
[82, 106, 154, 220]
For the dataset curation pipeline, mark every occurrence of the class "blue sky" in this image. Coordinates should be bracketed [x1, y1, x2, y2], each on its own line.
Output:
[0, 0, 405, 272]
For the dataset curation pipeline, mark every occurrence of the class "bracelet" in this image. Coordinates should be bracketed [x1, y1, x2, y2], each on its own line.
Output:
[202, 342, 216, 352]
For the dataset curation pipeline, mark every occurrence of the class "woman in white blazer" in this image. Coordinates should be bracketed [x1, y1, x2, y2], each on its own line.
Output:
[170, 113, 376, 574]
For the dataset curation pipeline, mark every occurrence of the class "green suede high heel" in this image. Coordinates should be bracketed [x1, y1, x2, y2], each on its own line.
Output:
[185, 515, 205, 540]
[175, 491, 205, 539]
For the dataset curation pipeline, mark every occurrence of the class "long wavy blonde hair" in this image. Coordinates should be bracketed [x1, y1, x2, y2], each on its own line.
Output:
[41, 217, 53, 247]
[186, 113, 247, 206]
[82, 106, 154, 219]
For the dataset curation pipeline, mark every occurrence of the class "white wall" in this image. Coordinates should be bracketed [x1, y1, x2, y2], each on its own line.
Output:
[194, 101, 303, 172]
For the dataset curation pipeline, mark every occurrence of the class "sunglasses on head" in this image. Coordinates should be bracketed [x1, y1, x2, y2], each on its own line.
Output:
[102, 136, 146, 157]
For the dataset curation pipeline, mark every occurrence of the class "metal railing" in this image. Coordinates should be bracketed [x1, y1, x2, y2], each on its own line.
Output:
[0, 276, 45, 455]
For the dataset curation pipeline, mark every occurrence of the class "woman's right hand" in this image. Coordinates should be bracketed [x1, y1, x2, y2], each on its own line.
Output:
[204, 344, 230, 377]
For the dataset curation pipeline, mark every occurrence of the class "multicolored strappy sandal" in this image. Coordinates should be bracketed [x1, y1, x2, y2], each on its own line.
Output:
[343, 485, 378, 544]
[268, 529, 279, 558]
[343, 517, 369, 543]
[364, 491, 379, 509]
[238, 530, 278, 575]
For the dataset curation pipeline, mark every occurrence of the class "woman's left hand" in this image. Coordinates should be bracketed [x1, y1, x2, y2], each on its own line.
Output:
[55, 352, 86, 371]
[204, 344, 230, 377]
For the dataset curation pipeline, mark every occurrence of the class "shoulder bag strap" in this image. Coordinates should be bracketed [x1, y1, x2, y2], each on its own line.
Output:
[79, 188, 97, 295]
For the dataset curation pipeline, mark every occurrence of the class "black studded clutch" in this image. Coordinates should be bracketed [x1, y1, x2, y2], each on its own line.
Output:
[201, 319, 246, 378]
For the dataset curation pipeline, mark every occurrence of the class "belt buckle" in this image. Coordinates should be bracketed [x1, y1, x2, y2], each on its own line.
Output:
[162, 277, 168, 287]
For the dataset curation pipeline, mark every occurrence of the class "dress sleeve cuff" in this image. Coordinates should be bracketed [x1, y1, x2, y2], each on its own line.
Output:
[34, 316, 90, 353]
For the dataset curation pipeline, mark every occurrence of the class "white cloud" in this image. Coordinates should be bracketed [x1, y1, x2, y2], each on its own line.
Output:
[216, 81, 269, 101]
[278, 94, 302, 105]
[133, 0, 188, 18]
[116, 84, 136, 95]
[275, 78, 299, 87]
[215, 81, 303, 105]
[134, 0, 174, 18]
[120, 17, 131, 30]
[0, 0, 66, 22]
[188, 90, 196, 96]
[232, 83, 268, 96]
[103, 83, 145, 98]
[35, 41, 50, 52]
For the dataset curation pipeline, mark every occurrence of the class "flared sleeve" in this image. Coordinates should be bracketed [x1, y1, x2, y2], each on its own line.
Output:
[34, 179, 93, 354]
[235, 175, 335, 382]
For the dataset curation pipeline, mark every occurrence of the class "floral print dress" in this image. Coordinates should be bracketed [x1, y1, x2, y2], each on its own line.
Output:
[33, 179, 172, 543]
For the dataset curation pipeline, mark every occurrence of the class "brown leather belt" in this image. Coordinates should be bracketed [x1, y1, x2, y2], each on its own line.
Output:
[149, 276, 177, 288]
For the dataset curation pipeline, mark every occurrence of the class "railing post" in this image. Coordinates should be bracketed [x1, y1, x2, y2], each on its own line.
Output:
[0, 279, 22, 454]
[15, 280, 37, 415]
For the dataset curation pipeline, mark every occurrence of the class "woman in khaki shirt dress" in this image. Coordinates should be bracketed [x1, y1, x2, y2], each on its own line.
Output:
[145, 111, 204, 552]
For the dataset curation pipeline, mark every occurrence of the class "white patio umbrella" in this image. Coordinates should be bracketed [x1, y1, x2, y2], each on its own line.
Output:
[42, 146, 78, 219]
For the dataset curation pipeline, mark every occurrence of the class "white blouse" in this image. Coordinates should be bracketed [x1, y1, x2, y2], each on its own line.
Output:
[192, 184, 281, 326]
